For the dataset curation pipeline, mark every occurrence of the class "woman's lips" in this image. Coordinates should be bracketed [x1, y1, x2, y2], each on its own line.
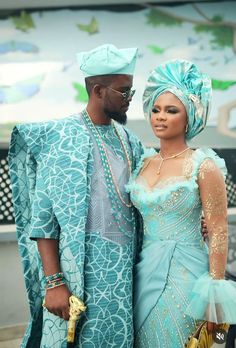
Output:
[155, 124, 167, 130]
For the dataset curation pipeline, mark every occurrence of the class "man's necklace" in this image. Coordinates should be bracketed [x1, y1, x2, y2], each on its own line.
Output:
[82, 110, 132, 208]
[157, 147, 190, 175]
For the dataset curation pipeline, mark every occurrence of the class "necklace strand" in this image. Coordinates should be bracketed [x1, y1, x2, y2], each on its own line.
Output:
[83, 110, 132, 208]
[157, 147, 190, 175]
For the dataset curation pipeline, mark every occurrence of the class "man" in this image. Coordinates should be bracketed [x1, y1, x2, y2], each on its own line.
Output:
[9, 44, 144, 347]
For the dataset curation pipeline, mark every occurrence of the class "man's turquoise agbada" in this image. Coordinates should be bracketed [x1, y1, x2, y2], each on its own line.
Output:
[8, 44, 144, 347]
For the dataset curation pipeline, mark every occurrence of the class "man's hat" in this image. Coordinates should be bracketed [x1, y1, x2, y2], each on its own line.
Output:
[76, 44, 138, 77]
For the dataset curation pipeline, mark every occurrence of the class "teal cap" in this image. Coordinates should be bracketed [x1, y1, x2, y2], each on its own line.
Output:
[76, 44, 138, 77]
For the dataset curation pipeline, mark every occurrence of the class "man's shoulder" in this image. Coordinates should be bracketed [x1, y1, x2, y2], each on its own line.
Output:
[13, 114, 86, 141]
[17, 113, 84, 132]
[10, 112, 91, 160]
[12, 112, 90, 153]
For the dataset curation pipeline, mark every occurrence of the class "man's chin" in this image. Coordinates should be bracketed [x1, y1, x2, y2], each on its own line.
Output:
[112, 113, 127, 125]
[104, 110, 127, 125]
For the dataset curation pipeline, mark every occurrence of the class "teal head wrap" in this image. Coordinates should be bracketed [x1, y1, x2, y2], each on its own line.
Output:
[143, 59, 212, 140]
[76, 44, 138, 77]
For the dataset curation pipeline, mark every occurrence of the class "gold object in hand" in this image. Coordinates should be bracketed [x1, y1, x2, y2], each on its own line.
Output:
[67, 295, 86, 343]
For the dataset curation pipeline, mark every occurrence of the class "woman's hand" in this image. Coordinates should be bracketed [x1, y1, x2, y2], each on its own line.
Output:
[201, 216, 208, 241]
[44, 284, 71, 320]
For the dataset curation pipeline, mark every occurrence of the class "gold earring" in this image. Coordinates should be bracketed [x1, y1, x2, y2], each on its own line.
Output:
[185, 124, 188, 133]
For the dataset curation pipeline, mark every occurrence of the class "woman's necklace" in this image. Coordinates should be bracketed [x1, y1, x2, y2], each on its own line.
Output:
[82, 110, 132, 208]
[157, 147, 190, 175]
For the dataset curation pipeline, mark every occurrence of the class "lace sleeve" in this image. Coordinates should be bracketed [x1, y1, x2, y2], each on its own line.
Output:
[198, 158, 228, 279]
[185, 156, 236, 324]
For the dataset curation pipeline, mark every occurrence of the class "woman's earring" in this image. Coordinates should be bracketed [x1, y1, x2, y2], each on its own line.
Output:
[185, 124, 188, 133]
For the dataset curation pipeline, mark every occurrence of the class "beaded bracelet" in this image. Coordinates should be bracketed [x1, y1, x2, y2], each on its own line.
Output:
[45, 272, 65, 290]
[46, 278, 66, 290]
[45, 272, 64, 283]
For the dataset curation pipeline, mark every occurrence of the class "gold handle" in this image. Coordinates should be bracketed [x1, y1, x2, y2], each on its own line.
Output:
[67, 295, 86, 343]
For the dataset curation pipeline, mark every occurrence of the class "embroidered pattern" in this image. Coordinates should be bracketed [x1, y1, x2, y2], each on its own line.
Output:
[8, 113, 144, 347]
[127, 148, 228, 347]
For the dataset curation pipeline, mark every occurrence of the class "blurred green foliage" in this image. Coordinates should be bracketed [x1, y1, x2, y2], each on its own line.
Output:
[73, 82, 89, 103]
[11, 11, 35, 32]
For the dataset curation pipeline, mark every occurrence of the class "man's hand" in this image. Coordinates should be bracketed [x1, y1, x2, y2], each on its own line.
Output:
[206, 321, 221, 334]
[44, 284, 71, 320]
[37, 239, 71, 320]
[201, 216, 208, 241]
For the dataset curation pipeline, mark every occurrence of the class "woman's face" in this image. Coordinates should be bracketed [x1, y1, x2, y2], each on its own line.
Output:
[150, 92, 188, 141]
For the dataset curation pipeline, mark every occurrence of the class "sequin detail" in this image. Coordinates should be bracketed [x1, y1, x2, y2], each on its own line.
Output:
[127, 148, 228, 347]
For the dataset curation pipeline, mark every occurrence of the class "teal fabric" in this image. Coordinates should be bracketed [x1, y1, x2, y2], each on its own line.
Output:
[142, 59, 212, 139]
[77, 235, 134, 346]
[8, 113, 144, 348]
[126, 148, 228, 348]
[186, 273, 236, 323]
[76, 44, 138, 77]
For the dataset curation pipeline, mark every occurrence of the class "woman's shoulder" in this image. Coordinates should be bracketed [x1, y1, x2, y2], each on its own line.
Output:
[142, 147, 157, 161]
[192, 147, 227, 179]
[135, 147, 157, 172]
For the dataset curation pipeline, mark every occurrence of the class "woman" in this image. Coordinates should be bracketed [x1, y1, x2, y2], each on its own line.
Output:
[126, 59, 236, 347]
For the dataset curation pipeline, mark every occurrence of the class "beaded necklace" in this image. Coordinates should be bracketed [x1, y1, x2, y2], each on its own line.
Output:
[157, 147, 190, 175]
[82, 110, 135, 240]
[82, 110, 132, 208]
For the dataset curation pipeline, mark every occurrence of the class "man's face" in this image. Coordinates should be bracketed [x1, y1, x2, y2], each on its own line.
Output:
[103, 75, 134, 125]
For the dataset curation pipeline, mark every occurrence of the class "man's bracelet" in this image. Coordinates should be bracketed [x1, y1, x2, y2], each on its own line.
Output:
[45, 272, 64, 283]
[46, 279, 66, 290]
[45, 272, 65, 290]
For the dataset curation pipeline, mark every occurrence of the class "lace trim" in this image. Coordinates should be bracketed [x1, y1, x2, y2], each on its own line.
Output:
[136, 149, 194, 190]
[136, 175, 190, 191]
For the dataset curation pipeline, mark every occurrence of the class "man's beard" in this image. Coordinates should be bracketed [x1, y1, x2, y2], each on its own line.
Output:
[104, 108, 127, 125]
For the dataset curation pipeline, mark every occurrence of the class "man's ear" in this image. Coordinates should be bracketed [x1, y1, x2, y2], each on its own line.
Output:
[93, 84, 104, 99]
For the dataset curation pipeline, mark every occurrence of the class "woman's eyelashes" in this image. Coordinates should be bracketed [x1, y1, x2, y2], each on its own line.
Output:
[152, 107, 158, 113]
[167, 108, 179, 114]
[152, 107, 179, 114]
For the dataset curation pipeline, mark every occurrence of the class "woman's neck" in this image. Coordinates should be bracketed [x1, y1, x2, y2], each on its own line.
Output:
[159, 139, 188, 156]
